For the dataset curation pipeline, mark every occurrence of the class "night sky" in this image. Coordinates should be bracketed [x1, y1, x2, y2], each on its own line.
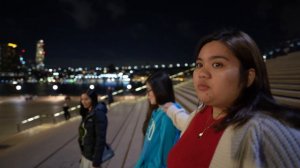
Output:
[1, 0, 299, 68]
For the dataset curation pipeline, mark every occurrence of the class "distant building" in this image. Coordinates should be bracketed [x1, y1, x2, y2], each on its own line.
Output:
[36, 39, 45, 70]
[0, 42, 20, 72]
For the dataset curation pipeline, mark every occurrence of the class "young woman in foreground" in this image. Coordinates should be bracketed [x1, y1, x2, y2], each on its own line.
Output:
[163, 29, 300, 167]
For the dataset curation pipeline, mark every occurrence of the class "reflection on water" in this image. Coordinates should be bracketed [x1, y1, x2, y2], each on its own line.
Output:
[0, 81, 128, 96]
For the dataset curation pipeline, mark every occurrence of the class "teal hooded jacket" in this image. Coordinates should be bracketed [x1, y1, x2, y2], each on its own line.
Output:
[135, 106, 180, 168]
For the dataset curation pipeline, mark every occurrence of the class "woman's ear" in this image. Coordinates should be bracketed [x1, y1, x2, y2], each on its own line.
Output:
[247, 68, 256, 87]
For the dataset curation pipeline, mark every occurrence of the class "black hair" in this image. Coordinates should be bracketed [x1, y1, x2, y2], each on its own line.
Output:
[142, 71, 175, 135]
[146, 71, 175, 105]
[79, 89, 99, 120]
[195, 28, 300, 129]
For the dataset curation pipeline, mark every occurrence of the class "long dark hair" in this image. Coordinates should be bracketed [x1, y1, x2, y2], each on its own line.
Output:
[79, 89, 99, 119]
[142, 71, 176, 135]
[196, 29, 300, 129]
[79, 104, 89, 120]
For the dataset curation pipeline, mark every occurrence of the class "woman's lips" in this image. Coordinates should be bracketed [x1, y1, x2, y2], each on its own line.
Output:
[197, 84, 209, 91]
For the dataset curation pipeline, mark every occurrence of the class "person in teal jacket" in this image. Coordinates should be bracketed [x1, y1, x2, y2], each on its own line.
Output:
[135, 71, 181, 168]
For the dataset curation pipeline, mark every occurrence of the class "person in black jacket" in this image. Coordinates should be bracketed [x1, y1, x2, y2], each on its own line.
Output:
[63, 96, 71, 120]
[79, 89, 108, 168]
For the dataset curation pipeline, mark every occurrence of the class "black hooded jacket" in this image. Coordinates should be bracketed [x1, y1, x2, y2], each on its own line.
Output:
[79, 102, 108, 167]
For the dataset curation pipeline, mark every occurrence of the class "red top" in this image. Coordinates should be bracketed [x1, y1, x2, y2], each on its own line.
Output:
[167, 106, 225, 168]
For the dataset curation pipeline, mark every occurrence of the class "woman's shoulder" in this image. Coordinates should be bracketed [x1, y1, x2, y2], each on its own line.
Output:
[173, 102, 183, 108]
[237, 112, 300, 141]
[217, 113, 300, 168]
[156, 108, 168, 117]
[248, 113, 291, 128]
[94, 102, 108, 114]
[156, 108, 173, 121]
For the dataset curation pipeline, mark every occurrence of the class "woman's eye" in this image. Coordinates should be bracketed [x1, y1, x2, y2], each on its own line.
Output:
[212, 63, 223, 68]
[195, 63, 203, 68]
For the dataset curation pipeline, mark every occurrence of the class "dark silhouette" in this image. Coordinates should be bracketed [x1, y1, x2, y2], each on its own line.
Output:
[63, 96, 71, 120]
[106, 87, 114, 106]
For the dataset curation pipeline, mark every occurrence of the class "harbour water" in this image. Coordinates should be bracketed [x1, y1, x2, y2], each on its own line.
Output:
[0, 82, 130, 96]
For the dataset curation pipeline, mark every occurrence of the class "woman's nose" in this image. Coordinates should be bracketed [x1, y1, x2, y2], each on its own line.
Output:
[195, 66, 210, 78]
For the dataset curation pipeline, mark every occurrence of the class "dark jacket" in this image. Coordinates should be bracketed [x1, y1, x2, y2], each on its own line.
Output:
[79, 102, 108, 167]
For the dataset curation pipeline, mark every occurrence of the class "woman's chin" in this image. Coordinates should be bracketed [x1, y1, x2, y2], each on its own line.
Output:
[199, 98, 211, 105]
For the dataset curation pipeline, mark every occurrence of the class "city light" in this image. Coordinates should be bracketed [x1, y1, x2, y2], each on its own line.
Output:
[89, 84, 95, 90]
[21, 115, 40, 124]
[135, 85, 147, 91]
[263, 55, 267, 60]
[16, 85, 22, 90]
[8, 43, 17, 48]
[47, 77, 55, 83]
[126, 84, 132, 90]
[53, 72, 59, 76]
[52, 85, 58, 90]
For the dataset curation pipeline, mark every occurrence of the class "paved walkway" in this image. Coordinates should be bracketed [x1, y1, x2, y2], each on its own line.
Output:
[0, 96, 150, 168]
[0, 116, 81, 168]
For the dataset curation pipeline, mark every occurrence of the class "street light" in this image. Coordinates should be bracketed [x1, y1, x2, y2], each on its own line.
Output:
[52, 84, 58, 90]
[16, 85, 22, 91]
[89, 84, 95, 90]
[126, 84, 132, 90]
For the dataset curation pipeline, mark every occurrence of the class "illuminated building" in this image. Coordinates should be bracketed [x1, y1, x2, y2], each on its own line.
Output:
[0, 42, 20, 72]
[36, 39, 45, 70]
